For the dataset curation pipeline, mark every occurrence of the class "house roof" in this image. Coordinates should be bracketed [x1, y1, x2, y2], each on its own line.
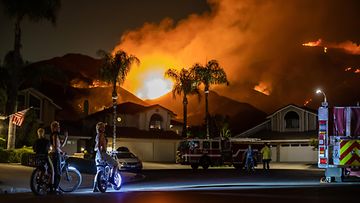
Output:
[235, 103, 318, 138]
[20, 88, 62, 110]
[105, 126, 183, 140]
[243, 130, 317, 141]
[266, 104, 317, 119]
[170, 119, 183, 125]
[87, 102, 176, 118]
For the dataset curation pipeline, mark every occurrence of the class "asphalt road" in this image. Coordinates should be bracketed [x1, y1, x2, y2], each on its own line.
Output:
[1, 163, 360, 203]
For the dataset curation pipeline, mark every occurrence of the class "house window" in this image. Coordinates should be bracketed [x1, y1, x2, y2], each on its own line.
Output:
[17, 94, 26, 110]
[203, 141, 210, 149]
[212, 142, 220, 149]
[284, 111, 299, 129]
[29, 94, 41, 119]
[149, 113, 163, 130]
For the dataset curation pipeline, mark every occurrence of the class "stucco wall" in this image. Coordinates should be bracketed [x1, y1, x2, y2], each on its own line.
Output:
[115, 138, 180, 162]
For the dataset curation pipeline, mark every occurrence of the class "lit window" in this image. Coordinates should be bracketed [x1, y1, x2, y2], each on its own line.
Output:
[149, 114, 162, 130]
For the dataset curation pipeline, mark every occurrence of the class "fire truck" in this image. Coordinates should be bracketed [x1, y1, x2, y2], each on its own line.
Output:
[177, 138, 264, 170]
[318, 103, 360, 182]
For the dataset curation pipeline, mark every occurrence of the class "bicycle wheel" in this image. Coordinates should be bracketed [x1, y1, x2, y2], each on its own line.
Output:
[30, 168, 51, 196]
[59, 166, 82, 192]
[112, 170, 122, 191]
[97, 170, 108, 193]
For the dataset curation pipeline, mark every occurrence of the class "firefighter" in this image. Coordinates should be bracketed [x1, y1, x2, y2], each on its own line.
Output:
[244, 145, 255, 172]
[261, 143, 271, 171]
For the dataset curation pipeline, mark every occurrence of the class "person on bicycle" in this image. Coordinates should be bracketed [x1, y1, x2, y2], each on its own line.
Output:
[50, 121, 68, 194]
[33, 128, 54, 182]
[244, 145, 255, 172]
[93, 122, 118, 192]
[33, 128, 51, 155]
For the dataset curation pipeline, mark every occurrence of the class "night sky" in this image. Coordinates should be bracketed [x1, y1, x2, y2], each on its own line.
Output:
[0, 0, 209, 61]
[1, 0, 360, 112]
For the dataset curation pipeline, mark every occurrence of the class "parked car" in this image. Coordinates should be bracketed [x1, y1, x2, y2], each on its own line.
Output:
[115, 151, 142, 172]
[117, 146, 130, 152]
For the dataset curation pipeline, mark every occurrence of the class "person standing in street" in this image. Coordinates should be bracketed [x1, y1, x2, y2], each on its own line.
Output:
[244, 145, 255, 172]
[261, 143, 272, 171]
[50, 121, 68, 194]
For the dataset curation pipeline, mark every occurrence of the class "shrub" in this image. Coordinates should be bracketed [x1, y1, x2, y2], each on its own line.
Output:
[0, 148, 10, 163]
[0, 146, 34, 163]
[21, 152, 35, 166]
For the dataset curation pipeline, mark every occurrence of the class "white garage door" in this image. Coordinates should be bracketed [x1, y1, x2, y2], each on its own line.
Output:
[119, 141, 154, 161]
[154, 142, 175, 162]
[280, 144, 317, 162]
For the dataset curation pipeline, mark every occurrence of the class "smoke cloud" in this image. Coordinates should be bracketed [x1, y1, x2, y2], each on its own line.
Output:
[113, 0, 360, 112]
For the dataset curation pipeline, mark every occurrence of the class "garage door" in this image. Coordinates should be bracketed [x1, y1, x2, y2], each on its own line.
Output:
[120, 141, 154, 161]
[280, 144, 317, 162]
[154, 142, 175, 162]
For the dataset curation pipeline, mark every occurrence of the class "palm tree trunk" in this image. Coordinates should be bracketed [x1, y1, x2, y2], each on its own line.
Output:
[182, 96, 188, 137]
[14, 16, 23, 59]
[112, 80, 118, 151]
[5, 83, 18, 149]
[205, 86, 209, 139]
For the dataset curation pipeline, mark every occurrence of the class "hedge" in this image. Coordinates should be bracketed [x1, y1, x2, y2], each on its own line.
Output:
[0, 147, 34, 163]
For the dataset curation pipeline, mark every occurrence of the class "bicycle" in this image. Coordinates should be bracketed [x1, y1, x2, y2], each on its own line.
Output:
[95, 151, 122, 193]
[30, 153, 82, 195]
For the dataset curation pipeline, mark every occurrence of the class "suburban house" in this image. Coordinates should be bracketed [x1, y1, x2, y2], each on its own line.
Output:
[235, 104, 318, 162]
[18, 88, 61, 126]
[80, 102, 184, 162]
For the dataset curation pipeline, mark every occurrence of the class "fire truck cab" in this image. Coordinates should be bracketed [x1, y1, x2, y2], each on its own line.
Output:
[318, 104, 360, 182]
[177, 138, 264, 170]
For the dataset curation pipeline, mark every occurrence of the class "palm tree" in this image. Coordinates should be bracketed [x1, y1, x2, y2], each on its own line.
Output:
[1, 0, 61, 59]
[0, 0, 61, 149]
[97, 49, 140, 150]
[192, 60, 229, 139]
[165, 68, 200, 137]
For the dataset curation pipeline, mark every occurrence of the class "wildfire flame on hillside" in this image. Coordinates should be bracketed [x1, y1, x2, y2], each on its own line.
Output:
[302, 39, 322, 47]
[70, 79, 110, 88]
[345, 67, 360, 74]
[303, 38, 360, 55]
[254, 82, 271, 96]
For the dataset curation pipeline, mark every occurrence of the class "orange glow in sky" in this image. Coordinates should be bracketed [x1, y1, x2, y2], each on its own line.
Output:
[121, 53, 181, 100]
[136, 71, 173, 99]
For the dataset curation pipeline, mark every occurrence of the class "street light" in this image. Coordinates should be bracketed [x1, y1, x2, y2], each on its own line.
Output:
[316, 89, 328, 107]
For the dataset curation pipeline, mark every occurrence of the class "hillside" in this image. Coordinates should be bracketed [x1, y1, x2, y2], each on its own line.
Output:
[146, 90, 267, 134]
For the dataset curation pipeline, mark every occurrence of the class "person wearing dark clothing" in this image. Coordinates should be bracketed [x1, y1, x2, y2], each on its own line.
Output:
[50, 121, 68, 194]
[33, 128, 54, 188]
[33, 128, 50, 155]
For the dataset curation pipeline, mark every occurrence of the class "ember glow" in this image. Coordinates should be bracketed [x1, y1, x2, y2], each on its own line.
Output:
[304, 98, 312, 106]
[254, 82, 271, 96]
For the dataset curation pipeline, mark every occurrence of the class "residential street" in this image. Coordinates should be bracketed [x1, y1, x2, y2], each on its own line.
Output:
[1, 162, 360, 203]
